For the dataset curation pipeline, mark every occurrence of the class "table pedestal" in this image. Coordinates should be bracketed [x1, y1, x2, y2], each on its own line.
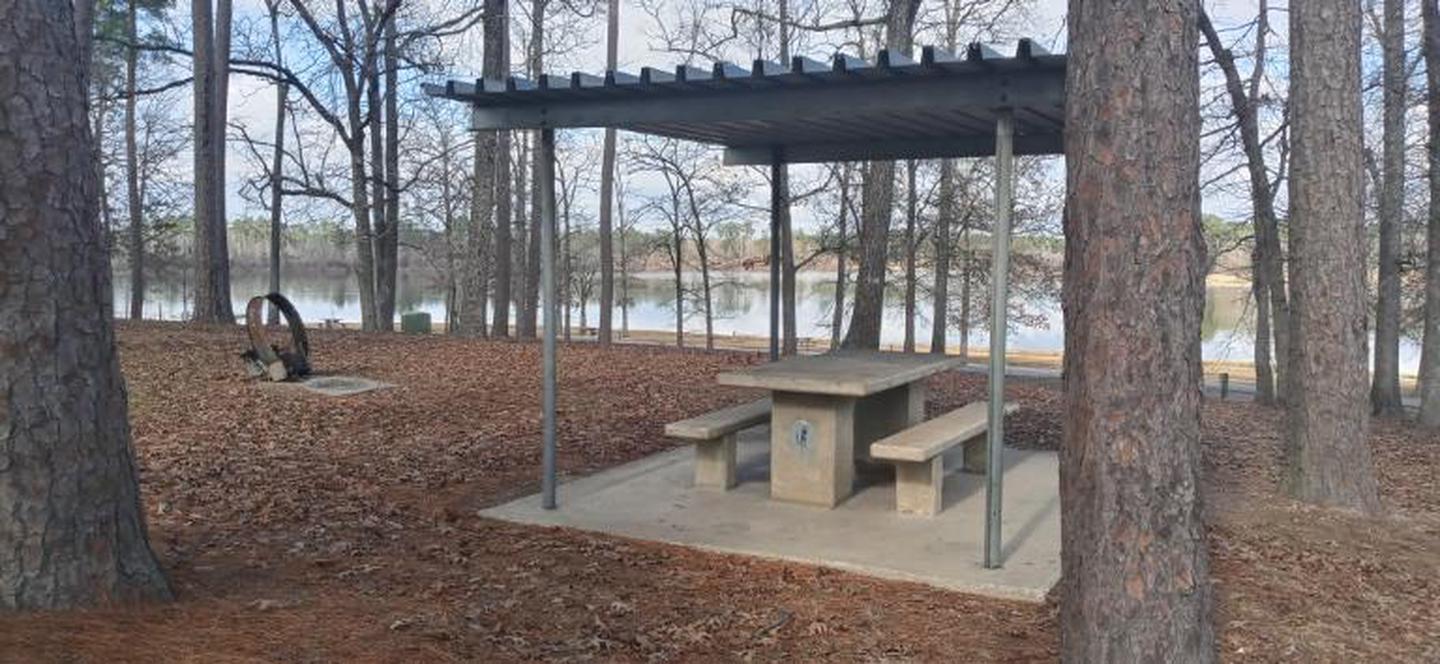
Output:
[769, 382, 927, 508]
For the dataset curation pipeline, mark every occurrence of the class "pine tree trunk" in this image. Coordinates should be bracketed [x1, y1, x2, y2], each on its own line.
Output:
[517, 136, 535, 336]
[597, 0, 619, 345]
[780, 168, 797, 355]
[844, 161, 893, 349]
[1, 0, 171, 609]
[190, 0, 235, 324]
[485, 0, 512, 337]
[375, 13, 401, 332]
[265, 1, 286, 326]
[1420, 0, 1440, 427]
[1285, 0, 1382, 512]
[367, 53, 389, 332]
[1371, 0, 1406, 416]
[841, 0, 919, 350]
[457, 121, 494, 338]
[1061, 0, 1215, 659]
[903, 160, 918, 353]
[777, 0, 797, 355]
[930, 160, 954, 354]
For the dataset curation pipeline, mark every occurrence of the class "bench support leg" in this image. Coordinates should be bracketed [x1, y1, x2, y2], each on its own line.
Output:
[854, 382, 927, 461]
[894, 458, 943, 516]
[962, 435, 987, 474]
[695, 433, 738, 490]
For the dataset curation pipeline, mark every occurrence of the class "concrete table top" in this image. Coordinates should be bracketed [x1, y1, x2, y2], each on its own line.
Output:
[716, 351, 963, 397]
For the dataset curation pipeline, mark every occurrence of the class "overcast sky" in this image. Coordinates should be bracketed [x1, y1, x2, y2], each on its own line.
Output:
[217, 0, 1267, 223]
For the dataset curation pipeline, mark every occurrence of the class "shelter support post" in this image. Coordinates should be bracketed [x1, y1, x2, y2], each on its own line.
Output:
[769, 151, 782, 361]
[984, 111, 1015, 569]
[540, 127, 559, 509]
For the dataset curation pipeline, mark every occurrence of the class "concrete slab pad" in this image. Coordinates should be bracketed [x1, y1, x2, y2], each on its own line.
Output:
[261, 375, 394, 397]
[483, 428, 1061, 602]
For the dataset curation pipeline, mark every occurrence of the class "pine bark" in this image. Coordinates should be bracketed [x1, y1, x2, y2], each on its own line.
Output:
[190, 0, 235, 324]
[1285, 0, 1382, 512]
[457, 130, 493, 337]
[373, 11, 401, 332]
[777, 3, 797, 356]
[486, 0, 512, 337]
[902, 160, 918, 353]
[841, 0, 918, 349]
[930, 160, 954, 355]
[1420, 0, 1440, 427]
[1061, 0, 1215, 659]
[0, 0, 172, 609]
[1371, 0, 1406, 416]
[265, 0, 286, 325]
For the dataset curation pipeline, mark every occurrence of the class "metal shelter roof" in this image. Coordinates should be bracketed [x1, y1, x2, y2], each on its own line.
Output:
[422, 40, 1065, 165]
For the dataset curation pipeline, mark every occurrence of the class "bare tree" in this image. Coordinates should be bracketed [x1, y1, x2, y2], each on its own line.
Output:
[632, 138, 743, 350]
[1061, 0, 1215, 659]
[1198, 2, 1289, 404]
[0, 0, 171, 609]
[1285, 0, 1382, 512]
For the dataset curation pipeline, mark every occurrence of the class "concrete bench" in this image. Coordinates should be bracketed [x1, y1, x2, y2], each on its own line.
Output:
[870, 401, 1019, 516]
[664, 398, 771, 490]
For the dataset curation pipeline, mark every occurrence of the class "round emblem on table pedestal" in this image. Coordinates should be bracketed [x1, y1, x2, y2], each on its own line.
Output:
[791, 420, 813, 452]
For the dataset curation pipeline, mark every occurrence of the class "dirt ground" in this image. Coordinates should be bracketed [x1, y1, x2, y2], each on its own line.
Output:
[1, 322, 1436, 663]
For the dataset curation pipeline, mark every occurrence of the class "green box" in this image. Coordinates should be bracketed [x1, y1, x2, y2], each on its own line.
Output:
[400, 312, 432, 334]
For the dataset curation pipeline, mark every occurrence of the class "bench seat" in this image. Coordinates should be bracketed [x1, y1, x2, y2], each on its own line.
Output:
[870, 401, 1019, 516]
[665, 398, 771, 489]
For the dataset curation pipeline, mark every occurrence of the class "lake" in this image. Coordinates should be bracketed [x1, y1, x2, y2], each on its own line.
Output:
[112, 268, 1423, 373]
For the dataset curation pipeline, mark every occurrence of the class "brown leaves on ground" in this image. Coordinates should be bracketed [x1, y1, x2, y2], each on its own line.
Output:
[0, 322, 1436, 662]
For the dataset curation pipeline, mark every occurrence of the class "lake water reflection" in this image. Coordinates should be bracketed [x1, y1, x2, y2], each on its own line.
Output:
[113, 269, 1421, 373]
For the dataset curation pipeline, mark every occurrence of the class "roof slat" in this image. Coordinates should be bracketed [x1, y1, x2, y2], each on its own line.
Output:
[607, 70, 641, 86]
[429, 41, 1066, 162]
[832, 54, 870, 74]
[1017, 38, 1050, 59]
[877, 49, 916, 69]
[967, 42, 1005, 63]
[675, 65, 711, 82]
[712, 61, 750, 79]
[791, 56, 829, 76]
[640, 67, 674, 84]
[752, 59, 787, 77]
[921, 46, 961, 67]
[570, 71, 605, 89]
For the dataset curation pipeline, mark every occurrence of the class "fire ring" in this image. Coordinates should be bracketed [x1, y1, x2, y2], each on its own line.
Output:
[244, 293, 311, 381]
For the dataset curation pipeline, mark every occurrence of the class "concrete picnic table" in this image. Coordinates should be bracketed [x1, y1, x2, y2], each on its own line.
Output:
[716, 351, 963, 508]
